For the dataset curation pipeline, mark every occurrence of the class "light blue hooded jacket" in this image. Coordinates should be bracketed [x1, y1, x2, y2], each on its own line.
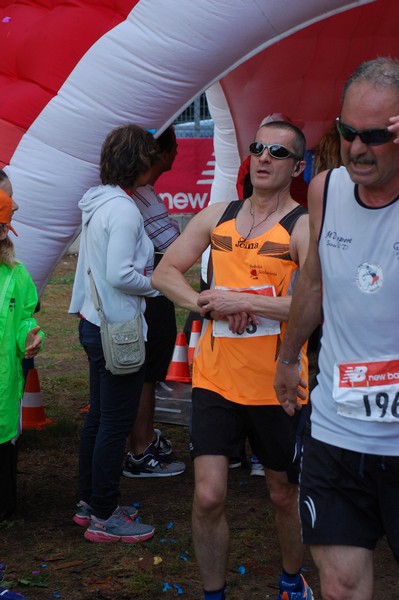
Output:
[69, 185, 158, 334]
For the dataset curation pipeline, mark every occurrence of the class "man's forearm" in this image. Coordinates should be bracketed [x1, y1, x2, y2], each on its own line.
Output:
[151, 266, 200, 313]
[278, 274, 322, 362]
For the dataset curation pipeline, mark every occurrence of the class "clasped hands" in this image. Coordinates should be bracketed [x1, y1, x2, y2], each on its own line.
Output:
[197, 289, 259, 334]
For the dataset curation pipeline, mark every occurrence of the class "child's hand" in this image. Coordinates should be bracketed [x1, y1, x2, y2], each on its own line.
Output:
[25, 326, 42, 358]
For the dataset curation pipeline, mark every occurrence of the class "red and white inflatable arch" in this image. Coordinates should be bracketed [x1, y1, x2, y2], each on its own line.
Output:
[0, 0, 396, 294]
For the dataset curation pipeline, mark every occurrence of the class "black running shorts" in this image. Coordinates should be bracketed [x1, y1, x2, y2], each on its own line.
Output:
[300, 433, 399, 561]
[190, 387, 307, 483]
[144, 295, 177, 382]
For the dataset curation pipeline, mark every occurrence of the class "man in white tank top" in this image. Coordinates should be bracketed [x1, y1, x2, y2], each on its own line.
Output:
[275, 57, 399, 600]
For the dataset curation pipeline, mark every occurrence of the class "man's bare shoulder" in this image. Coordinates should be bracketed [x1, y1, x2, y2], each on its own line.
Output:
[308, 170, 329, 200]
[204, 200, 232, 218]
[190, 200, 233, 228]
[307, 170, 330, 237]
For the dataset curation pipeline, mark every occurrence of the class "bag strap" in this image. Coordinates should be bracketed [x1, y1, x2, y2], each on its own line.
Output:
[83, 222, 105, 319]
[0, 267, 15, 346]
[0, 266, 14, 309]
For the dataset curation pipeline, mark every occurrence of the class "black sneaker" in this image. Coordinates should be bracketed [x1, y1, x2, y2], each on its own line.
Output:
[154, 428, 173, 459]
[122, 446, 185, 478]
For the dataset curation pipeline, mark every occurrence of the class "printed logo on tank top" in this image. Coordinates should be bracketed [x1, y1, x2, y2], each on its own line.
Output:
[355, 262, 383, 293]
[235, 237, 259, 249]
[249, 264, 277, 280]
[324, 229, 352, 250]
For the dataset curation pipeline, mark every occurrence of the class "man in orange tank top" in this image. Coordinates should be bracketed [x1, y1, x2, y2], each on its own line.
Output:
[152, 121, 312, 600]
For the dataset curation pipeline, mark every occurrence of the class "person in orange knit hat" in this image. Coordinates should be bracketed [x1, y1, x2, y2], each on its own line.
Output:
[0, 187, 44, 520]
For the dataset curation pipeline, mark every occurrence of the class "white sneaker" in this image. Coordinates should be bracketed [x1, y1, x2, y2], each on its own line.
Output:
[250, 455, 265, 476]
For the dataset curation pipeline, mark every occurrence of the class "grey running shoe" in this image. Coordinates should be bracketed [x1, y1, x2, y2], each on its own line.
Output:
[73, 500, 138, 527]
[154, 428, 173, 458]
[84, 506, 155, 543]
[122, 448, 185, 478]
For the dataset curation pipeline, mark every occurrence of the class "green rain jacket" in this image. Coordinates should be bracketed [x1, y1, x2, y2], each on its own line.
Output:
[0, 262, 44, 444]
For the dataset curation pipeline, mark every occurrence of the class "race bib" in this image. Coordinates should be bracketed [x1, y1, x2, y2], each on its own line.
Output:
[212, 284, 281, 339]
[333, 356, 399, 422]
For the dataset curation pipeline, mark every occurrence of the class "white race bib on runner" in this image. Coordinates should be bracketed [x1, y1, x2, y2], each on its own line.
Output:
[212, 284, 281, 339]
[333, 356, 399, 422]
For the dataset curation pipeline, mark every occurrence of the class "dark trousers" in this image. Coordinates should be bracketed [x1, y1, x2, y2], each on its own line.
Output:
[0, 440, 18, 520]
[78, 319, 145, 519]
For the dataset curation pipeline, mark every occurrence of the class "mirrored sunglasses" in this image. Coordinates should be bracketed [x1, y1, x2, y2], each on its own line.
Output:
[336, 117, 394, 146]
[249, 142, 301, 160]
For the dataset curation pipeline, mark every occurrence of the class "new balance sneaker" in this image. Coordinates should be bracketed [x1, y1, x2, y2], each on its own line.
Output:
[122, 448, 186, 478]
[154, 428, 173, 459]
[0, 588, 29, 600]
[278, 574, 314, 600]
[73, 500, 138, 527]
[84, 506, 155, 543]
[250, 455, 265, 477]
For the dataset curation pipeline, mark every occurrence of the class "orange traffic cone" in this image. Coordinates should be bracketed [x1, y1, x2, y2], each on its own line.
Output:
[22, 368, 55, 430]
[188, 320, 201, 365]
[166, 332, 191, 383]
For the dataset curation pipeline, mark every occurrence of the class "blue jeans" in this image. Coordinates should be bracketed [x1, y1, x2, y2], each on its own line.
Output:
[78, 318, 145, 519]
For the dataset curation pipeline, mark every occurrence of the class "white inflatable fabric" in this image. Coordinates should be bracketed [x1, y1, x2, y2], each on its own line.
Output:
[0, 0, 384, 294]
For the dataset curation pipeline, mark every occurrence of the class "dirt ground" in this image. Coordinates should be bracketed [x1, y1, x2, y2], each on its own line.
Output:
[1, 254, 398, 599]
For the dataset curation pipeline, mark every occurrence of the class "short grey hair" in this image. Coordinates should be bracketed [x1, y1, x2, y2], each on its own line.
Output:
[342, 56, 399, 103]
[259, 121, 306, 160]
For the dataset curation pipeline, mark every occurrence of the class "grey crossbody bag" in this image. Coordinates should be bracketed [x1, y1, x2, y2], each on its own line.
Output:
[85, 223, 145, 375]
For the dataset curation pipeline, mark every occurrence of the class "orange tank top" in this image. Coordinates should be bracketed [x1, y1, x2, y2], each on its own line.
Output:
[193, 202, 308, 405]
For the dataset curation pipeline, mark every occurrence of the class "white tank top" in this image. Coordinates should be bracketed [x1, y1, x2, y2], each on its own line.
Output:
[311, 166, 399, 455]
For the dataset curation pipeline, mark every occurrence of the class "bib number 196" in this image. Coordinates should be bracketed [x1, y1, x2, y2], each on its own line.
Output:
[363, 392, 399, 419]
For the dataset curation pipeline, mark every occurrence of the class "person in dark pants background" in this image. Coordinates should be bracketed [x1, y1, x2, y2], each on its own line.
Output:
[69, 124, 160, 543]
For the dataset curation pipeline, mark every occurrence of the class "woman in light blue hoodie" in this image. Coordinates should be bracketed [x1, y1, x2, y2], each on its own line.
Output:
[69, 124, 160, 543]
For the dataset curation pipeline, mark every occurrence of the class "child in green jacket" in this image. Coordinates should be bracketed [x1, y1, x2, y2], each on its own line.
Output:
[0, 189, 44, 519]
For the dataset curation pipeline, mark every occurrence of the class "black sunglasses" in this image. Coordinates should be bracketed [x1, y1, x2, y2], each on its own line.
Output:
[335, 117, 394, 146]
[249, 142, 301, 160]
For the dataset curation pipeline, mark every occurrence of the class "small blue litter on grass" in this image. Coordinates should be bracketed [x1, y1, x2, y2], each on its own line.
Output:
[162, 582, 171, 592]
[237, 565, 246, 575]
